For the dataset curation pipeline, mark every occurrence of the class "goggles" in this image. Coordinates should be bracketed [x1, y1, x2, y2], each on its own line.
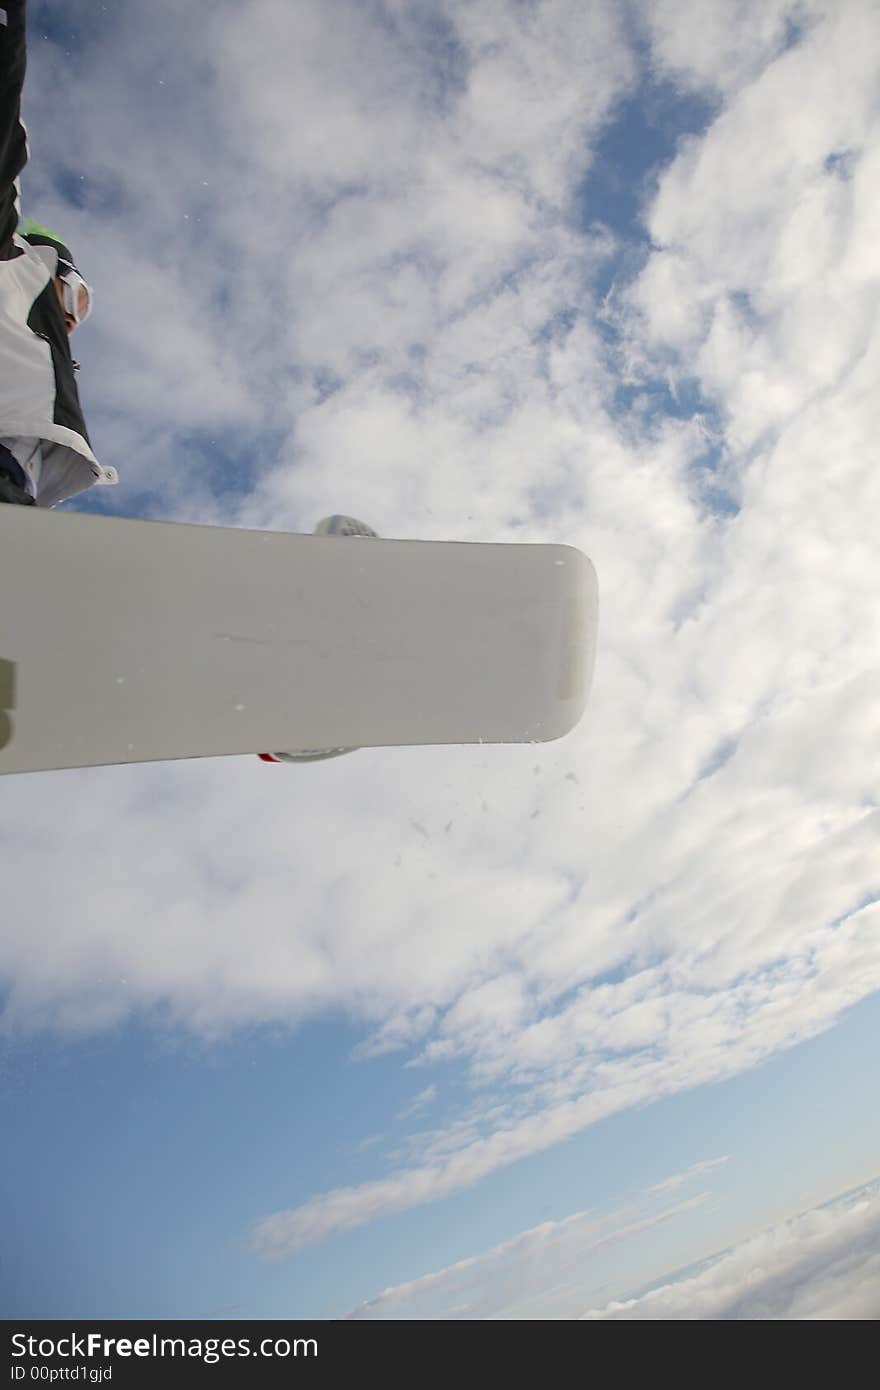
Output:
[58, 266, 93, 326]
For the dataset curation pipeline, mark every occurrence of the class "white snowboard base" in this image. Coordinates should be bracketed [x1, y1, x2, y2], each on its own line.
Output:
[0, 508, 598, 774]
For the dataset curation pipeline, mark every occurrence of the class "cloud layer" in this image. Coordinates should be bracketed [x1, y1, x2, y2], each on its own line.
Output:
[582, 1177, 880, 1319]
[344, 1167, 880, 1320]
[347, 1159, 727, 1319]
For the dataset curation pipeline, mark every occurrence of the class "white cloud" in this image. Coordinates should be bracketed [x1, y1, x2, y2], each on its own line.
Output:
[396, 1084, 438, 1121]
[647, 1158, 729, 1195]
[250, 896, 878, 1256]
[642, 0, 818, 99]
[581, 1177, 880, 1319]
[4, 0, 880, 1262]
[623, 0, 880, 453]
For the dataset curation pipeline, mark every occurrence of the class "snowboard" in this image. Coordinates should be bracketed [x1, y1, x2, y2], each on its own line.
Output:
[0, 507, 598, 775]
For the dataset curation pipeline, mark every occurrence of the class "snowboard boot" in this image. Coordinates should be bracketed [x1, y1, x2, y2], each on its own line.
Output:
[314, 514, 379, 539]
[258, 515, 378, 764]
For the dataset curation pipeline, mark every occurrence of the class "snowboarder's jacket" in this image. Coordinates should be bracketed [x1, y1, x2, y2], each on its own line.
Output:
[0, 0, 117, 506]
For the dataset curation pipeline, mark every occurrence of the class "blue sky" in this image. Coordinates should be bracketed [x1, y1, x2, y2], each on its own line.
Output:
[2, 0, 879, 1320]
[3, 990, 880, 1318]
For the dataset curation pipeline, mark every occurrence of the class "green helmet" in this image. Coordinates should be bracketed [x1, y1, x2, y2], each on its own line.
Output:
[18, 218, 93, 325]
[18, 217, 78, 272]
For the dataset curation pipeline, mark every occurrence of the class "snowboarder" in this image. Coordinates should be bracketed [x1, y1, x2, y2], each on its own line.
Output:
[0, 0, 117, 507]
[1, 2, 377, 763]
